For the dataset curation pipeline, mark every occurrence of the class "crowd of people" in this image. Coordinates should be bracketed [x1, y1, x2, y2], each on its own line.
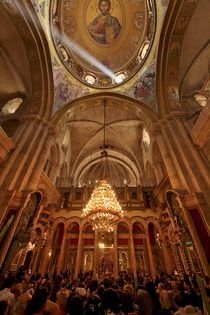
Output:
[0, 267, 209, 315]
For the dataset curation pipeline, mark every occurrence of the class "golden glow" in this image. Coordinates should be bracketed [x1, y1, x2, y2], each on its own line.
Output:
[82, 179, 123, 233]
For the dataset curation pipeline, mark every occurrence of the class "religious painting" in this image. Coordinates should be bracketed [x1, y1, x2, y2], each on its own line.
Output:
[84, 250, 94, 271]
[87, 0, 122, 45]
[52, 0, 156, 88]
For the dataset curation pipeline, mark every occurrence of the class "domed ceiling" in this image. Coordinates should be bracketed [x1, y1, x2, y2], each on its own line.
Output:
[31, 0, 169, 112]
[51, 0, 156, 88]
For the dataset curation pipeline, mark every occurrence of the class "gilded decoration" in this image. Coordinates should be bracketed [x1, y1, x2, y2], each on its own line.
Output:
[50, 0, 156, 88]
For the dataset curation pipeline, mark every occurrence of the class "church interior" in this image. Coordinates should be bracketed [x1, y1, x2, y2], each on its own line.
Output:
[0, 0, 210, 284]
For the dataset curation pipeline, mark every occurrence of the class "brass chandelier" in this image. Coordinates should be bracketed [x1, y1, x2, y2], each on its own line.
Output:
[82, 100, 123, 233]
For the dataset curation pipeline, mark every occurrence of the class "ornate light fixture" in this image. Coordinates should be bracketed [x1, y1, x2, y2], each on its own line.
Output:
[82, 179, 123, 232]
[82, 100, 123, 233]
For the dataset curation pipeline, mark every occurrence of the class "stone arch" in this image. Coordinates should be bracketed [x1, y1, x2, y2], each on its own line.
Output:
[83, 223, 94, 234]
[68, 222, 80, 234]
[52, 93, 158, 125]
[117, 222, 129, 234]
[75, 150, 140, 186]
[132, 222, 145, 234]
[156, 1, 200, 117]
[0, 1, 54, 119]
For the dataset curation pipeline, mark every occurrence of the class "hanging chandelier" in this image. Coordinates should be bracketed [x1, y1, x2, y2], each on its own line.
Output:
[82, 179, 123, 233]
[82, 100, 123, 233]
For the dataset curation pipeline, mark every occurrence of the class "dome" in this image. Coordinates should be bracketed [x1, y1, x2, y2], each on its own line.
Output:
[50, 0, 156, 88]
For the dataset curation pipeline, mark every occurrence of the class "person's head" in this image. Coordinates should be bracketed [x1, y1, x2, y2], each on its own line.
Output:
[96, 285, 105, 299]
[157, 282, 166, 292]
[66, 294, 84, 315]
[85, 294, 104, 315]
[123, 284, 134, 296]
[102, 288, 120, 314]
[89, 280, 98, 294]
[98, 0, 111, 15]
[121, 291, 134, 314]
[173, 291, 191, 308]
[3, 276, 15, 290]
[24, 287, 48, 315]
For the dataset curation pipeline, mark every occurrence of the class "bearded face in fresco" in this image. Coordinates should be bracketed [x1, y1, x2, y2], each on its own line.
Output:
[88, 0, 122, 45]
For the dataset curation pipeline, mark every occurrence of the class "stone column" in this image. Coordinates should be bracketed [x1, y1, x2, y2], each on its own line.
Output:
[153, 162, 163, 184]
[177, 243, 188, 274]
[93, 230, 99, 278]
[171, 117, 210, 191]
[129, 226, 137, 279]
[113, 227, 118, 278]
[57, 228, 67, 273]
[31, 243, 42, 274]
[179, 195, 210, 275]
[39, 227, 56, 276]
[145, 228, 156, 279]
[153, 123, 183, 190]
[27, 134, 53, 190]
[0, 192, 30, 270]
[63, 232, 71, 272]
[159, 236, 173, 273]
[156, 226, 173, 274]
[75, 225, 83, 278]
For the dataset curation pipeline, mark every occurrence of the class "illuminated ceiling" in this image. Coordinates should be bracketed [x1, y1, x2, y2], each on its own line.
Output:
[31, 0, 169, 112]
[51, 0, 156, 88]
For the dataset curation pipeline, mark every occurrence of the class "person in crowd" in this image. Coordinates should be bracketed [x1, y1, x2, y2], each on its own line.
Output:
[0, 267, 208, 315]
[157, 283, 173, 311]
[136, 283, 153, 315]
[0, 300, 10, 315]
[121, 291, 138, 315]
[66, 293, 84, 315]
[103, 288, 121, 315]
[50, 274, 63, 302]
[24, 287, 48, 315]
[85, 293, 104, 315]
[0, 276, 16, 305]
[42, 281, 60, 315]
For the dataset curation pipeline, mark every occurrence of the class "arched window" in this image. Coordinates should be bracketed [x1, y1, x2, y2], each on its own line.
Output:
[1, 98, 23, 114]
